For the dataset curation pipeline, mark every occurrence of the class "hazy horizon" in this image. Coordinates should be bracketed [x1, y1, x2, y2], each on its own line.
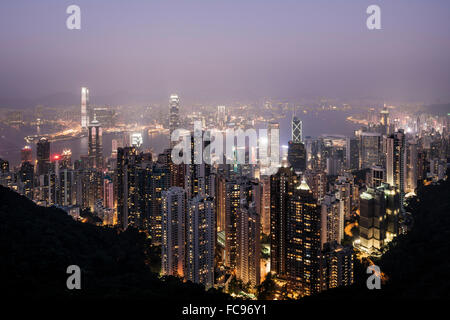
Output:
[1, 0, 450, 107]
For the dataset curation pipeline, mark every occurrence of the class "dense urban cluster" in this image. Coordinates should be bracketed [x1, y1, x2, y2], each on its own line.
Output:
[0, 88, 448, 299]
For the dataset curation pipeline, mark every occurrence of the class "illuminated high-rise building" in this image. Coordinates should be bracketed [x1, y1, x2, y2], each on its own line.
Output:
[60, 149, 72, 169]
[103, 175, 114, 209]
[81, 87, 90, 129]
[21, 146, 32, 163]
[359, 188, 386, 253]
[117, 146, 142, 230]
[380, 105, 390, 135]
[292, 116, 303, 143]
[161, 187, 186, 278]
[186, 195, 215, 289]
[19, 161, 34, 200]
[169, 94, 180, 139]
[321, 193, 343, 247]
[358, 132, 381, 169]
[217, 105, 226, 127]
[286, 180, 322, 296]
[236, 201, 260, 287]
[270, 167, 298, 276]
[260, 175, 271, 235]
[224, 176, 260, 269]
[321, 243, 353, 290]
[88, 115, 103, 169]
[406, 141, 418, 194]
[386, 129, 406, 212]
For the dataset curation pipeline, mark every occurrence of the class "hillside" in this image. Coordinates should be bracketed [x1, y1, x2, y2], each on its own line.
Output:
[0, 185, 231, 300]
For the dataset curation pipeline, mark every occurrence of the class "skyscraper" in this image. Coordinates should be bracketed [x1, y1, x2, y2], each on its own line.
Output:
[224, 176, 260, 269]
[292, 116, 303, 143]
[236, 201, 261, 287]
[287, 140, 306, 173]
[270, 167, 298, 276]
[36, 137, 50, 176]
[380, 105, 390, 135]
[217, 105, 226, 127]
[19, 161, 34, 200]
[117, 146, 143, 230]
[358, 132, 381, 169]
[359, 188, 386, 253]
[321, 193, 343, 247]
[161, 187, 186, 278]
[88, 115, 103, 169]
[169, 94, 180, 139]
[81, 87, 89, 129]
[21, 146, 32, 163]
[285, 180, 322, 296]
[186, 195, 215, 289]
[386, 129, 406, 212]
[346, 137, 359, 170]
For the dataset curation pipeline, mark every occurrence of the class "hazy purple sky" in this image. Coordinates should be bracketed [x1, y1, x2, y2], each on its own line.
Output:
[1, 0, 449, 105]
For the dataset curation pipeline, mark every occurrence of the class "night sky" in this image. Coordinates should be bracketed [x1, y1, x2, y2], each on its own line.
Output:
[1, 0, 449, 105]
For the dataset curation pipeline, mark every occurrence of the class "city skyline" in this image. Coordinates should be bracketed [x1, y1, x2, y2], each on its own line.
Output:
[1, 0, 450, 307]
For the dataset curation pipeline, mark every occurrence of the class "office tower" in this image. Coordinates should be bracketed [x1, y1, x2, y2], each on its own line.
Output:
[117, 146, 143, 230]
[88, 115, 103, 169]
[370, 165, 385, 188]
[111, 139, 123, 159]
[236, 202, 261, 287]
[286, 180, 322, 296]
[103, 175, 114, 209]
[19, 161, 34, 199]
[36, 137, 50, 176]
[358, 132, 381, 169]
[287, 140, 306, 173]
[161, 187, 186, 278]
[224, 176, 259, 268]
[359, 188, 386, 253]
[267, 121, 279, 157]
[260, 175, 271, 235]
[81, 87, 89, 129]
[60, 149, 72, 169]
[21, 146, 32, 163]
[321, 193, 343, 247]
[169, 94, 180, 138]
[326, 156, 342, 176]
[186, 195, 215, 289]
[74, 168, 103, 211]
[292, 116, 303, 143]
[58, 168, 73, 206]
[217, 105, 226, 127]
[215, 174, 227, 233]
[321, 243, 353, 290]
[406, 141, 418, 194]
[380, 105, 390, 135]
[386, 129, 406, 212]
[149, 161, 171, 243]
[183, 132, 213, 199]
[334, 175, 353, 220]
[346, 137, 359, 170]
[270, 167, 298, 275]
[379, 183, 400, 241]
